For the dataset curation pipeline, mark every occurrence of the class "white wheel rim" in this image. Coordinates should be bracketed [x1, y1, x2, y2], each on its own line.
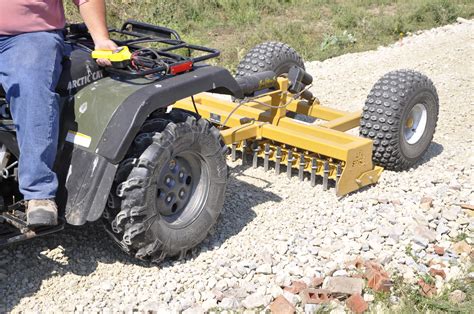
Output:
[403, 103, 428, 144]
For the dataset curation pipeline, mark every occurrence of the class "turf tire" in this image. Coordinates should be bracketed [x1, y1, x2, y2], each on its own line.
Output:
[236, 42, 313, 122]
[103, 109, 228, 262]
[359, 69, 439, 171]
[236, 41, 305, 78]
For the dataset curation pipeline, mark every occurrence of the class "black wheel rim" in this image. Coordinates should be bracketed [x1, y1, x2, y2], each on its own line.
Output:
[155, 151, 209, 228]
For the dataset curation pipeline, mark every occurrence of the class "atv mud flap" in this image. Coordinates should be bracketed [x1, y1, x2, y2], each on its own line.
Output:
[56, 146, 118, 226]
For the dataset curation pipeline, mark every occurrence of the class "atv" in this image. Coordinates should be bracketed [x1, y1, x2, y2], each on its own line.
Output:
[0, 20, 439, 263]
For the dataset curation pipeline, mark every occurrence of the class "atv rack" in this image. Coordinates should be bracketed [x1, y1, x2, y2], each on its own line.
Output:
[67, 19, 220, 78]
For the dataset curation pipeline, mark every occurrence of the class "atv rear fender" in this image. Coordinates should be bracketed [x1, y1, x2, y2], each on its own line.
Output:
[60, 65, 242, 225]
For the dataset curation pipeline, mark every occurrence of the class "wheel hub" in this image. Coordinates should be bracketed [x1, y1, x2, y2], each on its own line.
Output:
[156, 158, 194, 217]
[403, 103, 428, 145]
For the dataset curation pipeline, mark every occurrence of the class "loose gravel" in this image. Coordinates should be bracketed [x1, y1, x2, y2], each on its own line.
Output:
[1, 20, 473, 313]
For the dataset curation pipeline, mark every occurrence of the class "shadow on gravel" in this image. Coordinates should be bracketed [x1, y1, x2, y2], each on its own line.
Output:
[412, 141, 444, 169]
[0, 171, 280, 312]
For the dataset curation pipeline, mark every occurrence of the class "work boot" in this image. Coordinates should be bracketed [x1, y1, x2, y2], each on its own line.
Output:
[26, 199, 58, 227]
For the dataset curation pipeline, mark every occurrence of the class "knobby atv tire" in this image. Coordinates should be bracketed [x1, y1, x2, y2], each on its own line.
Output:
[359, 69, 439, 171]
[236, 41, 314, 122]
[236, 41, 305, 79]
[103, 109, 228, 262]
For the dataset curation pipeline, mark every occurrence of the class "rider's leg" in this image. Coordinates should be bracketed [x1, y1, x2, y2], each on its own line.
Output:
[0, 31, 65, 226]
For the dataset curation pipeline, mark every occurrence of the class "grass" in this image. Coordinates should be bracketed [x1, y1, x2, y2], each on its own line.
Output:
[65, 0, 474, 71]
[372, 271, 474, 313]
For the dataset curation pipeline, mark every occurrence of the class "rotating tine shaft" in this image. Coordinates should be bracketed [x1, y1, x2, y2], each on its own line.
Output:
[241, 140, 248, 166]
[298, 154, 305, 181]
[323, 161, 329, 191]
[252, 142, 259, 169]
[287, 150, 293, 179]
[310, 158, 317, 187]
[231, 143, 237, 162]
[275, 147, 282, 175]
[264, 143, 270, 172]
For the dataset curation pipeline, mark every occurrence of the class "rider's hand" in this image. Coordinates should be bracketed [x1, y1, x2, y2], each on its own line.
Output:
[94, 38, 118, 67]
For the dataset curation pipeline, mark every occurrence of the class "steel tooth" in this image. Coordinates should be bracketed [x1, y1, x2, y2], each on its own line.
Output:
[264, 143, 270, 172]
[275, 146, 282, 175]
[252, 142, 259, 169]
[311, 158, 317, 187]
[241, 140, 248, 166]
[323, 161, 329, 191]
[231, 142, 237, 162]
[298, 154, 305, 181]
[287, 150, 293, 179]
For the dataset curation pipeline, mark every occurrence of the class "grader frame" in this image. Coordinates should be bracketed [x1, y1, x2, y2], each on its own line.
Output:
[174, 76, 383, 196]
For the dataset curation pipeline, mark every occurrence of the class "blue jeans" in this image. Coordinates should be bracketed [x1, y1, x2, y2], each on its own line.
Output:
[0, 31, 65, 200]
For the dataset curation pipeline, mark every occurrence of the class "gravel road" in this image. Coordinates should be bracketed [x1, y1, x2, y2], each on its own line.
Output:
[1, 20, 473, 313]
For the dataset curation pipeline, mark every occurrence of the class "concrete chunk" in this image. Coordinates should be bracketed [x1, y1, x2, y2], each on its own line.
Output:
[322, 277, 365, 295]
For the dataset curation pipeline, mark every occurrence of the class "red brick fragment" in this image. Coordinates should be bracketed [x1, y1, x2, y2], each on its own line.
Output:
[300, 288, 332, 305]
[269, 295, 295, 314]
[418, 279, 436, 298]
[310, 277, 324, 288]
[346, 294, 368, 313]
[283, 281, 307, 294]
[434, 245, 445, 256]
[429, 268, 446, 280]
[367, 272, 392, 292]
[364, 262, 392, 292]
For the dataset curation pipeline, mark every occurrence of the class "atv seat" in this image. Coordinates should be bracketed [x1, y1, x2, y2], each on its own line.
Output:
[0, 48, 104, 100]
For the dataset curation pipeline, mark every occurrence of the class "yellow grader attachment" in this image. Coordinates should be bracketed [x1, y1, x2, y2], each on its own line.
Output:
[174, 75, 383, 196]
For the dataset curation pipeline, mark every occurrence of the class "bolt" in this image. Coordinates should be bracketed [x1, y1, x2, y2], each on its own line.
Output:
[179, 171, 185, 179]
[166, 195, 172, 203]
[179, 190, 185, 198]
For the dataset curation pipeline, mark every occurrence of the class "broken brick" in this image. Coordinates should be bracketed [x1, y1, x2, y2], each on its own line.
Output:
[346, 294, 368, 313]
[269, 295, 295, 314]
[418, 279, 436, 298]
[429, 268, 446, 280]
[364, 263, 392, 293]
[433, 245, 445, 256]
[367, 272, 393, 292]
[283, 281, 308, 294]
[310, 277, 324, 288]
[300, 289, 332, 305]
[365, 261, 383, 272]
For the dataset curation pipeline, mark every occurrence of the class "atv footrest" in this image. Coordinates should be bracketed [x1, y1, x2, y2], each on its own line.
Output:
[0, 209, 64, 247]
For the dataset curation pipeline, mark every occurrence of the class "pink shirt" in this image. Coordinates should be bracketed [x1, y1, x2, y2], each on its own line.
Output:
[0, 0, 88, 35]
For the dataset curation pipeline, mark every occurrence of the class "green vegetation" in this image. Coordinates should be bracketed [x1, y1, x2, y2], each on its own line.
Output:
[369, 271, 474, 313]
[65, 0, 474, 70]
